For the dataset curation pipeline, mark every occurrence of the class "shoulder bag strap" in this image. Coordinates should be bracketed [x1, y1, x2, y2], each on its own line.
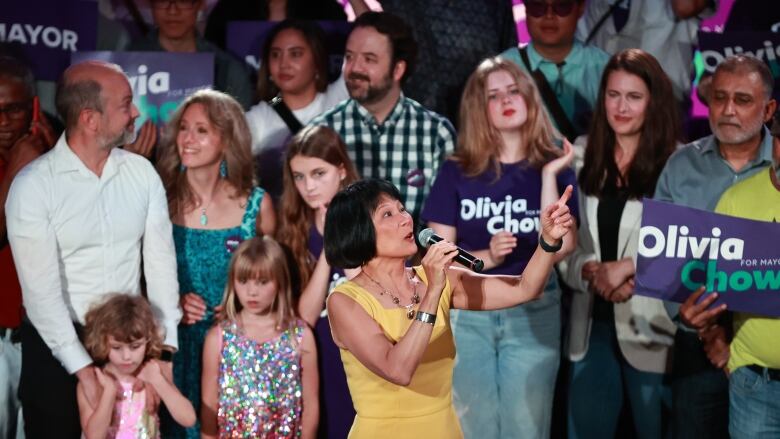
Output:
[518, 46, 578, 141]
[270, 96, 304, 135]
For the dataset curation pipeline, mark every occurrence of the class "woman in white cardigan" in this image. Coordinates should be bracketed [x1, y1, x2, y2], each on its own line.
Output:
[561, 49, 679, 439]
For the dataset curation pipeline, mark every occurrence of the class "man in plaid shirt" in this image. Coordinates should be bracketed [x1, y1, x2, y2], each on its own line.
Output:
[310, 11, 456, 221]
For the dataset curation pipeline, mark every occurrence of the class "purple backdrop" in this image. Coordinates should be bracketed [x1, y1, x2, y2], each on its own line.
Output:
[71, 51, 214, 127]
[1, 0, 98, 81]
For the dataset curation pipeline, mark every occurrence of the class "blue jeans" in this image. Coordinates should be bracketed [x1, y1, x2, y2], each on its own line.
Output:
[451, 277, 560, 439]
[729, 366, 780, 438]
[567, 317, 669, 439]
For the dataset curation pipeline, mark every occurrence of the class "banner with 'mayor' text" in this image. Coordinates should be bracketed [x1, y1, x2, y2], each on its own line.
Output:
[1, 0, 98, 81]
[636, 199, 780, 317]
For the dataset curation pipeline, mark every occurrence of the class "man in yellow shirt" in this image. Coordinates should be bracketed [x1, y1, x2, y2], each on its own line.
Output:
[681, 113, 780, 438]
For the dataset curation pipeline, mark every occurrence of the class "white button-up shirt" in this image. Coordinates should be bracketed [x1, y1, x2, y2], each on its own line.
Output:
[6, 135, 181, 374]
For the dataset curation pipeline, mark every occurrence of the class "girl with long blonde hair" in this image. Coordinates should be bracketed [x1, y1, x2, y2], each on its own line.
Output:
[421, 56, 579, 438]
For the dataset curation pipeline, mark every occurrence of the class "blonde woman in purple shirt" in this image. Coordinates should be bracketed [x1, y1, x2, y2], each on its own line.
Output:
[421, 56, 578, 439]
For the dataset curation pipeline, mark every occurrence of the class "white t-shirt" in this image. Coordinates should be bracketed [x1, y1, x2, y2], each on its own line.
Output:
[246, 77, 349, 155]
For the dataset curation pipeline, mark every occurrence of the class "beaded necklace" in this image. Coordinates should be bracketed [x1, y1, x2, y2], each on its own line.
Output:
[362, 269, 420, 319]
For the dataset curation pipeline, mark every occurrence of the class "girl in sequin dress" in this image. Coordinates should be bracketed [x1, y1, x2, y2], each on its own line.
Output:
[201, 237, 319, 439]
[77, 294, 196, 439]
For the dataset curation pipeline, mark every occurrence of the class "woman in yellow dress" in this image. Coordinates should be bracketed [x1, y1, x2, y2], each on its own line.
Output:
[323, 178, 574, 438]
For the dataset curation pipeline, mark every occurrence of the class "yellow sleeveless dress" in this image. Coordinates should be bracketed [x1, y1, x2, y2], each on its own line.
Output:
[330, 266, 463, 439]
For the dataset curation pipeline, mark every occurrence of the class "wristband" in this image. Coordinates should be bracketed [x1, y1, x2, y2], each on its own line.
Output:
[415, 311, 436, 326]
[539, 235, 563, 253]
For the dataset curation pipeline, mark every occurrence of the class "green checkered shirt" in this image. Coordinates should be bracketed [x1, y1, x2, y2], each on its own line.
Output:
[310, 95, 456, 219]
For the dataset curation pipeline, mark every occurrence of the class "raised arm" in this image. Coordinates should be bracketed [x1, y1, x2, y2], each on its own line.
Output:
[327, 243, 459, 386]
[450, 186, 574, 310]
[137, 360, 196, 428]
[77, 369, 117, 439]
[541, 139, 577, 262]
[297, 251, 335, 327]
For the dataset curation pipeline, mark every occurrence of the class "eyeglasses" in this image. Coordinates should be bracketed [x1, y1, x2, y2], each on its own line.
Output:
[0, 102, 31, 120]
[525, 1, 577, 18]
[150, 0, 198, 10]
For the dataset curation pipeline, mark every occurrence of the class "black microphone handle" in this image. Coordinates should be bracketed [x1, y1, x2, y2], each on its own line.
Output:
[424, 234, 484, 273]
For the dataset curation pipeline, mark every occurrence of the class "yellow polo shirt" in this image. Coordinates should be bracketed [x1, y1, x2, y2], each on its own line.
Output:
[715, 167, 780, 371]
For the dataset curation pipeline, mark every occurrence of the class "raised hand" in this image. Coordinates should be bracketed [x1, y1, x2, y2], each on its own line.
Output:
[94, 367, 120, 400]
[137, 359, 164, 385]
[488, 231, 517, 266]
[421, 240, 459, 293]
[540, 184, 574, 244]
[542, 138, 575, 176]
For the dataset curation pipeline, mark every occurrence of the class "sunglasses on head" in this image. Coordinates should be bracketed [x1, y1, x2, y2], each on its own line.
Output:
[525, 0, 577, 18]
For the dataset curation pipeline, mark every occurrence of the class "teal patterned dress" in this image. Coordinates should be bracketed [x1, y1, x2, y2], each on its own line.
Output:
[164, 187, 264, 439]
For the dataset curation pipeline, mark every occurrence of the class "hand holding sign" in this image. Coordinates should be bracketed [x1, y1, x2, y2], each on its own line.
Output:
[679, 286, 727, 331]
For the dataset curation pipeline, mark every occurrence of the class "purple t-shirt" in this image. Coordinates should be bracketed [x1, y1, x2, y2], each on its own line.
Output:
[306, 225, 355, 439]
[421, 159, 579, 275]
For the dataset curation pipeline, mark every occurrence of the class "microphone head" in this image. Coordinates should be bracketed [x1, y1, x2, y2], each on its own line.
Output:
[418, 228, 435, 248]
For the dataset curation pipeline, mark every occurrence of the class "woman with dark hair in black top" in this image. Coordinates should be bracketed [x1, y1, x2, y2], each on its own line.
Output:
[562, 48, 681, 439]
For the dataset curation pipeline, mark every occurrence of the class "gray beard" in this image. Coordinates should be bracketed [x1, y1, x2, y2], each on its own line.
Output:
[102, 128, 134, 150]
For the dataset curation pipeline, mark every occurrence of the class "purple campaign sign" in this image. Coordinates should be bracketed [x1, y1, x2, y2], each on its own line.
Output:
[692, 31, 780, 117]
[636, 199, 780, 317]
[71, 51, 214, 126]
[225, 20, 352, 81]
[1, 0, 98, 81]
[699, 32, 780, 97]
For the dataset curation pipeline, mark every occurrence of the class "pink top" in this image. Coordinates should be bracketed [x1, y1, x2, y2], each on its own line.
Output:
[106, 380, 160, 439]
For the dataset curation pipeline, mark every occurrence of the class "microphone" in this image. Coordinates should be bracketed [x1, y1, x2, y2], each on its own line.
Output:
[418, 228, 484, 273]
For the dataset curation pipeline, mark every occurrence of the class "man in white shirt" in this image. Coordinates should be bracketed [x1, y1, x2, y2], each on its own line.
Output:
[5, 60, 181, 438]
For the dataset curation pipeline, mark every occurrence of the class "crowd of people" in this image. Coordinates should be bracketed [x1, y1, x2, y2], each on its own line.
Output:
[1, 1, 779, 438]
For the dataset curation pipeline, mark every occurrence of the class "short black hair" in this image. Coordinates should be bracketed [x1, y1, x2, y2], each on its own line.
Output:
[324, 178, 403, 268]
[352, 11, 417, 84]
[0, 55, 35, 99]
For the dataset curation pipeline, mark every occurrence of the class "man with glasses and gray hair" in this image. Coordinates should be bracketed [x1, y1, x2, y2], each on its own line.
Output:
[655, 54, 776, 439]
